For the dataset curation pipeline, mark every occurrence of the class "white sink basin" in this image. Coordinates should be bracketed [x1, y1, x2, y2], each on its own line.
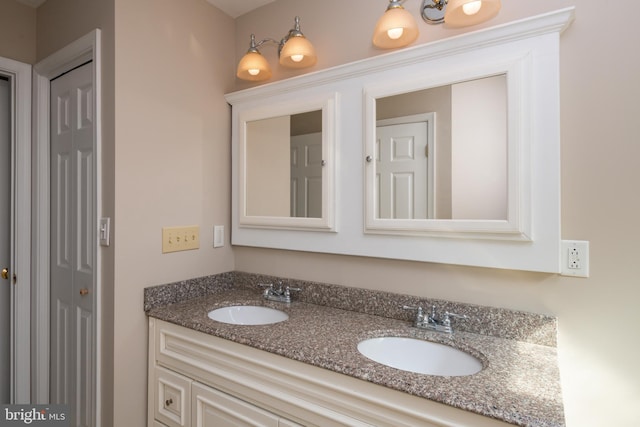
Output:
[357, 337, 482, 376]
[207, 306, 288, 325]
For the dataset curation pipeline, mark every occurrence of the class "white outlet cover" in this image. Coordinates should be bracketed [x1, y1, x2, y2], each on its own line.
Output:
[561, 240, 589, 277]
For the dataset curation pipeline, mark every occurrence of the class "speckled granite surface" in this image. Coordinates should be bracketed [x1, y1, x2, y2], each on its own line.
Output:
[145, 272, 564, 427]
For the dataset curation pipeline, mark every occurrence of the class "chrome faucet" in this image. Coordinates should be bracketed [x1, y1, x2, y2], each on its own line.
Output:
[259, 282, 301, 303]
[403, 305, 468, 334]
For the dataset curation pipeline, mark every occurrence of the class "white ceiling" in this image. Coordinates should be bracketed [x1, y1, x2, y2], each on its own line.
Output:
[206, 0, 275, 18]
[16, 0, 273, 17]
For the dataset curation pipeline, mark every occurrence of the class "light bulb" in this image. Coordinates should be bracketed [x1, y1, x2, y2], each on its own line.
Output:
[462, 0, 482, 16]
[387, 27, 404, 40]
[290, 54, 304, 63]
[248, 69, 260, 76]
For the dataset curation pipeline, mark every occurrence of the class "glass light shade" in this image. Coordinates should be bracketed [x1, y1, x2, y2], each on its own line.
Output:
[444, 0, 501, 27]
[279, 35, 317, 68]
[237, 51, 272, 81]
[372, 7, 419, 49]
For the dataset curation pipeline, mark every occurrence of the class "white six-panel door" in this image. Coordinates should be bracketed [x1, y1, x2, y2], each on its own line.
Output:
[50, 61, 95, 427]
[290, 132, 322, 218]
[375, 121, 430, 219]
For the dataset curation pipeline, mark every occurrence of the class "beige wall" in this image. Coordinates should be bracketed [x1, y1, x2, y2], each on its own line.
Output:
[246, 115, 291, 216]
[451, 76, 507, 220]
[234, 1, 640, 427]
[0, 0, 36, 64]
[112, 0, 235, 425]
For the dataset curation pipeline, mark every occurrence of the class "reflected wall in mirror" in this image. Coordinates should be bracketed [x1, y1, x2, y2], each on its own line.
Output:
[375, 74, 507, 221]
[245, 110, 323, 219]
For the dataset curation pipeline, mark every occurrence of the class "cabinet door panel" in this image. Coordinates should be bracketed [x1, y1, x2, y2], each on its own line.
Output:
[192, 382, 279, 427]
[155, 366, 192, 427]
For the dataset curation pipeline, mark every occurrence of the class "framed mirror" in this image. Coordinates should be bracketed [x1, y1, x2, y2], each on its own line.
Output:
[236, 93, 337, 231]
[227, 7, 573, 272]
[364, 60, 530, 240]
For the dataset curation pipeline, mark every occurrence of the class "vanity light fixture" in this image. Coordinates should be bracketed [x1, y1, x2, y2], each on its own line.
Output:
[237, 16, 317, 82]
[372, 0, 420, 49]
[373, 0, 502, 49]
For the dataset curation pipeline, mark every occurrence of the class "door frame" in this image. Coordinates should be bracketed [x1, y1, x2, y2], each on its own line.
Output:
[0, 56, 31, 404]
[32, 30, 102, 421]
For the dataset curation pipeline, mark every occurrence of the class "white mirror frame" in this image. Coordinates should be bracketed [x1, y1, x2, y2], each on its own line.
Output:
[235, 92, 338, 231]
[364, 54, 529, 239]
[226, 8, 574, 273]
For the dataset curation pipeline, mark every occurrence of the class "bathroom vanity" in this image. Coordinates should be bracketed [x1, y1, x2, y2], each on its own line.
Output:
[147, 7, 574, 427]
[145, 273, 564, 427]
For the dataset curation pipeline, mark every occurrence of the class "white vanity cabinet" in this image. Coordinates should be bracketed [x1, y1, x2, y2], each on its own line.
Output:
[153, 366, 191, 427]
[149, 329, 304, 427]
[192, 382, 303, 427]
[148, 318, 513, 427]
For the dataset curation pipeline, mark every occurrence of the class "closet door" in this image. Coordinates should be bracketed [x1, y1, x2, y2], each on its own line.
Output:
[49, 61, 96, 426]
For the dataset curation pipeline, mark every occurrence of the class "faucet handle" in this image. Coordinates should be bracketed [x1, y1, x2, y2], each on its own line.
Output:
[442, 311, 468, 327]
[284, 286, 301, 297]
[402, 305, 425, 325]
[258, 283, 274, 297]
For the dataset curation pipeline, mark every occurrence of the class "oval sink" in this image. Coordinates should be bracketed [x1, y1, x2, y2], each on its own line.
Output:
[207, 306, 288, 325]
[357, 337, 482, 376]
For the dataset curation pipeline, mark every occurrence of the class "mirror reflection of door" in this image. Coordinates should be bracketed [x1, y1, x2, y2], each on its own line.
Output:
[290, 132, 322, 218]
[290, 110, 322, 218]
[376, 118, 432, 219]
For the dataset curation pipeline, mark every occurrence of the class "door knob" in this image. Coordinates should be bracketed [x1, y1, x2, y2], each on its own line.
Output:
[79, 288, 89, 296]
[1, 268, 8, 280]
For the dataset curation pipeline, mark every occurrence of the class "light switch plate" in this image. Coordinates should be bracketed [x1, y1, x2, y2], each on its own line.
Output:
[162, 226, 200, 253]
[213, 225, 224, 248]
[99, 217, 111, 247]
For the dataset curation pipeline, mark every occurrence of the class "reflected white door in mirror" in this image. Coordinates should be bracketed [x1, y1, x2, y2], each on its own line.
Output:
[226, 7, 575, 273]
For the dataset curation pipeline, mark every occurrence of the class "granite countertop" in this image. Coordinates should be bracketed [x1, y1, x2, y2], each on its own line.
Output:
[146, 284, 564, 427]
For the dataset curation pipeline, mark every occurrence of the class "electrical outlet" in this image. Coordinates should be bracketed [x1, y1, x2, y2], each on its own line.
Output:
[162, 226, 200, 253]
[561, 240, 589, 277]
[568, 247, 580, 269]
